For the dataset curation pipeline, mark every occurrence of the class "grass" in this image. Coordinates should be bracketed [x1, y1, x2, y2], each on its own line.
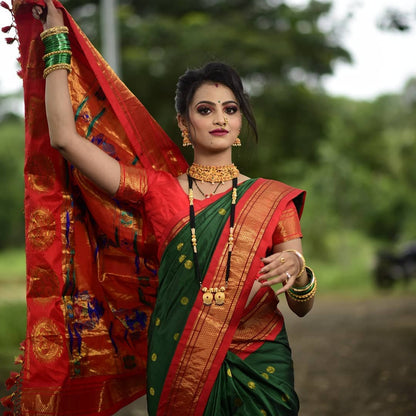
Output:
[0, 248, 26, 280]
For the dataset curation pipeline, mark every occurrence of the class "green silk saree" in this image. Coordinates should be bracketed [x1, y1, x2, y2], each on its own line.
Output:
[146, 178, 304, 416]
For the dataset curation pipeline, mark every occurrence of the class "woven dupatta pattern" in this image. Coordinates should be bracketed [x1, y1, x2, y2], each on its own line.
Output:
[2, 1, 187, 415]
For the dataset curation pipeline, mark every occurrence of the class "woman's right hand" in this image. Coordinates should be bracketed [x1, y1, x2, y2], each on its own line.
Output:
[32, 0, 64, 29]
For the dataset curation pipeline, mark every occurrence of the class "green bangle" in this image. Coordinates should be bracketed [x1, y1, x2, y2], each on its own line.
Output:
[290, 266, 315, 292]
[44, 52, 72, 69]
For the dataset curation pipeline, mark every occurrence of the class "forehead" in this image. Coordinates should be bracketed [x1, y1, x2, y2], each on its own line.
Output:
[191, 82, 237, 104]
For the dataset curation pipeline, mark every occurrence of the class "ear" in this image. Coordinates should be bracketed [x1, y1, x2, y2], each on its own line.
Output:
[177, 114, 188, 131]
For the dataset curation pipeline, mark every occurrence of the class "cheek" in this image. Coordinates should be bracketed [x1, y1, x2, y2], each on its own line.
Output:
[232, 116, 242, 131]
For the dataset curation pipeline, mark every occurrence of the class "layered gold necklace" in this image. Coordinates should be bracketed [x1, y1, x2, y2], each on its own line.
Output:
[187, 163, 239, 184]
[187, 174, 238, 306]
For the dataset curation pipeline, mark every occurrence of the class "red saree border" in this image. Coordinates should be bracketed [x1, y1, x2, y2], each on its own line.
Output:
[158, 179, 304, 415]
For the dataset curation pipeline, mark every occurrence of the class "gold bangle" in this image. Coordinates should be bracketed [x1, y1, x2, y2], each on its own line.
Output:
[43, 50, 72, 60]
[287, 281, 317, 302]
[282, 249, 305, 279]
[290, 266, 315, 292]
[40, 26, 69, 41]
[43, 63, 72, 79]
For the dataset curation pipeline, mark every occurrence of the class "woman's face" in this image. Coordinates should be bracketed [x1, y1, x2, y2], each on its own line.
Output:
[178, 82, 242, 154]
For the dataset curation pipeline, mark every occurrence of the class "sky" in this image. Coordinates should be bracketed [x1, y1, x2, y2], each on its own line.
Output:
[0, 0, 415, 100]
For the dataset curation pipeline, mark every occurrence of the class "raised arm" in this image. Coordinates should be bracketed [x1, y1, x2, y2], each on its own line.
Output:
[33, 0, 120, 195]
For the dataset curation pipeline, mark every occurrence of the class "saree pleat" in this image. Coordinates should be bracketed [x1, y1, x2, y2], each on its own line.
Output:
[205, 329, 299, 416]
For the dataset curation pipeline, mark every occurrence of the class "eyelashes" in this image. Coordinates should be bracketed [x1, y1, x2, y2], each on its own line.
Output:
[196, 105, 239, 115]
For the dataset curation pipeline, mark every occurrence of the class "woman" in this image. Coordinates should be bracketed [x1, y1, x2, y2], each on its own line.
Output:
[7, 1, 315, 415]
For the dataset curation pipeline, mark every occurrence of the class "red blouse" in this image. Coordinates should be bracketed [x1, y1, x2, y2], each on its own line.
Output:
[116, 164, 302, 248]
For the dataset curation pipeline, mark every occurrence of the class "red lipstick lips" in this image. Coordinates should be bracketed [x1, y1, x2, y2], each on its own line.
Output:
[210, 129, 229, 136]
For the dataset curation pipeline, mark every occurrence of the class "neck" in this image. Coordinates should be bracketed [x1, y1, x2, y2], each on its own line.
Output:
[193, 149, 233, 166]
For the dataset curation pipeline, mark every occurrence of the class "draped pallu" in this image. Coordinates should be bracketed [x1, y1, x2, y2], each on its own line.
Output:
[5, 1, 187, 415]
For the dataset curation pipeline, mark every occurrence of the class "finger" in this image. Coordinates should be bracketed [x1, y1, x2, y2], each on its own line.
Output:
[258, 261, 295, 280]
[260, 252, 281, 265]
[32, 6, 43, 18]
[275, 281, 291, 297]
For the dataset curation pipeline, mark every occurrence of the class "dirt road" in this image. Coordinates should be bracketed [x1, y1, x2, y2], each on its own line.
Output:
[284, 295, 416, 416]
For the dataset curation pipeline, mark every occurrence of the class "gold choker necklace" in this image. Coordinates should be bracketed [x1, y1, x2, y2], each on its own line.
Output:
[187, 163, 239, 183]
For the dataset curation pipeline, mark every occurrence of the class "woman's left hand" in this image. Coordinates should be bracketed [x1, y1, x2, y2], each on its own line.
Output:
[257, 249, 301, 296]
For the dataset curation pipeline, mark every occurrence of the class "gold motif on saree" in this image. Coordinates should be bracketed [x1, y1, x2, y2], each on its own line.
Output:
[248, 381, 256, 390]
[178, 254, 186, 263]
[266, 366, 276, 374]
[32, 318, 64, 363]
[34, 393, 56, 414]
[26, 154, 56, 192]
[184, 259, 193, 270]
[180, 297, 189, 306]
[173, 332, 180, 341]
[27, 209, 56, 250]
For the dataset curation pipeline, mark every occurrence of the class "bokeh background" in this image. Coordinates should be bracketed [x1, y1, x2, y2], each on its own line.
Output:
[1, 1, 415, 415]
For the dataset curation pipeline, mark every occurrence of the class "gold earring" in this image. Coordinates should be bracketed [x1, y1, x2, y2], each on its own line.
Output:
[232, 137, 241, 147]
[182, 129, 192, 147]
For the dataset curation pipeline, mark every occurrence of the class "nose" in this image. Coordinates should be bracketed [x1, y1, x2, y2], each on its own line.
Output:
[214, 116, 228, 127]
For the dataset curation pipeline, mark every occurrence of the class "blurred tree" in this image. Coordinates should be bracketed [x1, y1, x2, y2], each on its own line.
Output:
[300, 85, 416, 250]
[378, 7, 413, 32]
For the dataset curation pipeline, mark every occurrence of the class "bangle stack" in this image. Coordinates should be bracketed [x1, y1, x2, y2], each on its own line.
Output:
[287, 266, 317, 302]
[40, 26, 72, 79]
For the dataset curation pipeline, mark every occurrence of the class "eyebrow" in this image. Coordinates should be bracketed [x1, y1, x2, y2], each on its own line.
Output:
[195, 100, 239, 107]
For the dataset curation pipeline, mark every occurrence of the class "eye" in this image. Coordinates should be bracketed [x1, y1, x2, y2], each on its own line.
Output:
[196, 106, 212, 115]
[224, 105, 239, 115]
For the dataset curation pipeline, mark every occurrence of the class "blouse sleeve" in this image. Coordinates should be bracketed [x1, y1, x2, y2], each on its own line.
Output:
[114, 163, 149, 206]
[272, 200, 303, 245]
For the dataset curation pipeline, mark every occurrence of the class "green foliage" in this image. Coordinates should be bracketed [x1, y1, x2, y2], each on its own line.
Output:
[0, 117, 25, 248]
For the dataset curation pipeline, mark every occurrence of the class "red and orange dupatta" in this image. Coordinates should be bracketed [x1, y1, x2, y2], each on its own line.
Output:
[2, 1, 187, 415]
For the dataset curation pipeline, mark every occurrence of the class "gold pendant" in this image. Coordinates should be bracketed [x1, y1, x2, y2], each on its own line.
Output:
[214, 291, 225, 305]
[202, 287, 213, 306]
[202, 286, 226, 306]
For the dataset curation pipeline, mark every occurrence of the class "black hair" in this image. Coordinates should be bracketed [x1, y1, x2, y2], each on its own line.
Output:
[175, 62, 258, 142]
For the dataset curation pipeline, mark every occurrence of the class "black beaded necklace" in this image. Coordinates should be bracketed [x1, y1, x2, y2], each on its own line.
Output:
[187, 175, 238, 306]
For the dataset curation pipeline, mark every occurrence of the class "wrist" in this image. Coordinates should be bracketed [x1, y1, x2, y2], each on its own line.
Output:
[282, 249, 305, 279]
